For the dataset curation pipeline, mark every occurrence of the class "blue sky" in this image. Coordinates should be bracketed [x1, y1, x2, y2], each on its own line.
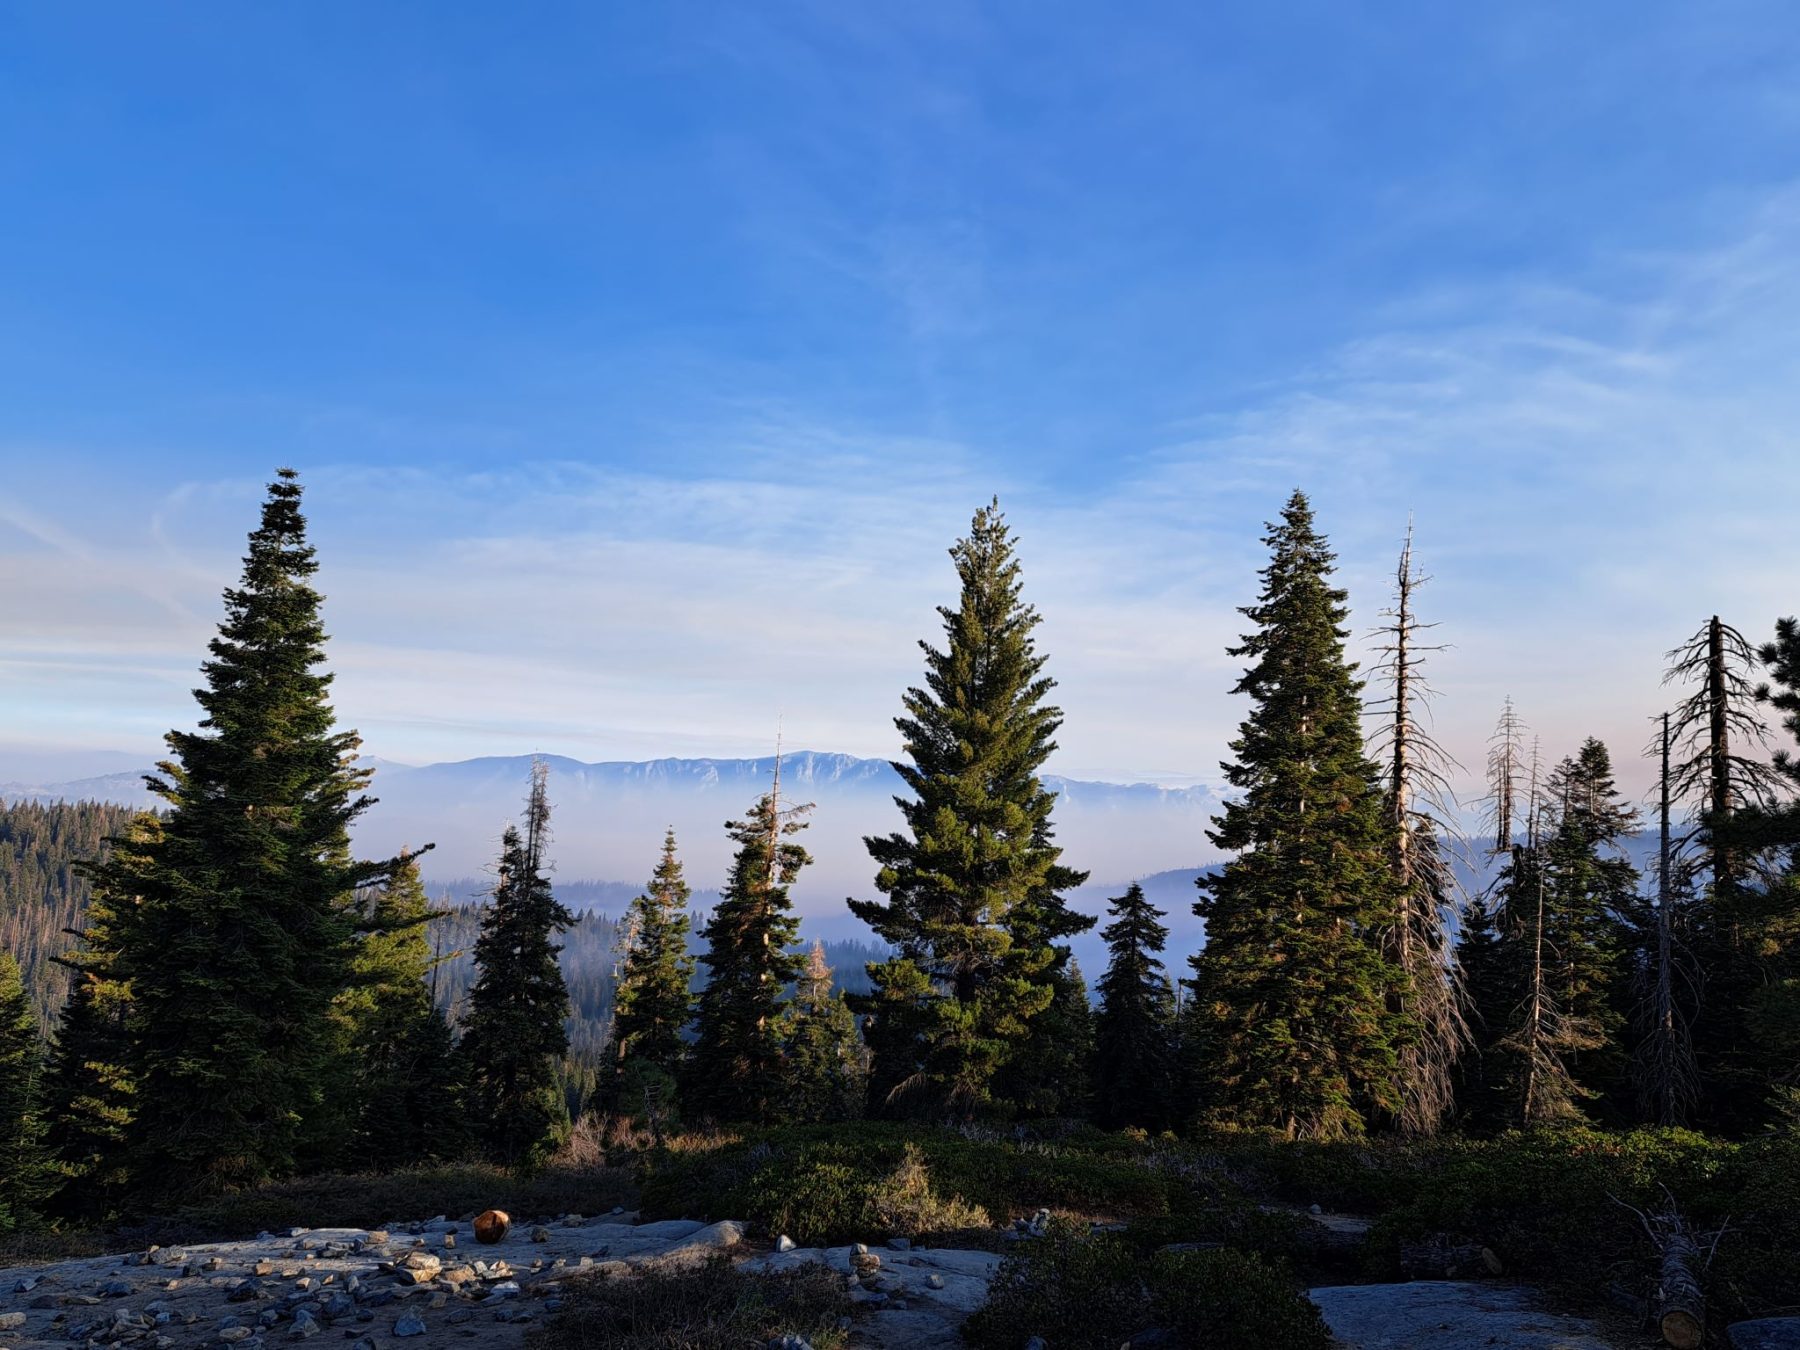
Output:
[4, 2, 1800, 801]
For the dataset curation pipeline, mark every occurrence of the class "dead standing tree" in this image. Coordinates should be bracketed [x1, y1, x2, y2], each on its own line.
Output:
[1663, 617, 1779, 899]
[1366, 524, 1470, 1136]
[1631, 711, 1701, 1125]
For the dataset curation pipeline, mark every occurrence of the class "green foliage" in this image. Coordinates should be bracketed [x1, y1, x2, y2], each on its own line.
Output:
[333, 854, 465, 1168]
[532, 1255, 849, 1350]
[42, 966, 135, 1221]
[688, 791, 810, 1123]
[1000, 956, 1096, 1119]
[1095, 883, 1178, 1131]
[0, 954, 53, 1231]
[638, 1123, 1199, 1246]
[0, 798, 142, 1031]
[850, 500, 1091, 1120]
[1191, 491, 1406, 1140]
[779, 942, 868, 1123]
[610, 829, 696, 1089]
[965, 1217, 1330, 1350]
[79, 470, 398, 1201]
[461, 763, 576, 1169]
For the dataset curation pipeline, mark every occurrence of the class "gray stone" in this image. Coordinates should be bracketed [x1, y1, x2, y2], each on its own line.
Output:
[886, 1237, 912, 1251]
[775, 1235, 796, 1253]
[1729, 1319, 1800, 1350]
[1309, 1282, 1614, 1350]
[0, 1312, 23, 1331]
[392, 1309, 427, 1337]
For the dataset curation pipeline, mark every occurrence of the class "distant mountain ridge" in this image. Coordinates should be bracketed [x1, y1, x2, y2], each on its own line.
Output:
[0, 749, 1230, 940]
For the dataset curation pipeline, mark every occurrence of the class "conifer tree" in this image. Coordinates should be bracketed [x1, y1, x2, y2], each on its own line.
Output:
[0, 953, 53, 1231]
[461, 762, 575, 1168]
[611, 829, 696, 1088]
[47, 813, 156, 1219]
[1189, 491, 1405, 1140]
[1538, 740, 1639, 1108]
[84, 468, 398, 1198]
[849, 500, 1090, 1119]
[780, 941, 868, 1123]
[1666, 618, 1788, 1127]
[1094, 883, 1177, 1131]
[43, 972, 135, 1220]
[1705, 616, 1800, 1126]
[689, 785, 810, 1123]
[1488, 824, 1599, 1126]
[335, 853, 464, 1168]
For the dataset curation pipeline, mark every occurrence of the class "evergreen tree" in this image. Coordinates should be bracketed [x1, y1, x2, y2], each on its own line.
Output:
[460, 762, 575, 1168]
[780, 942, 868, 1123]
[43, 971, 135, 1221]
[1538, 740, 1639, 1110]
[1002, 957, 1095, 1119]
[83, 468, 397, 1198]
[610, 829, 696, 1089]
[1706, 616, 1800, 1125]
[1189, 491, 1406, 1140]
[849, 501, 1091, 1120]
[689, 788, 810, 1123]
[335, 853, 464, 1168]
[1454, 888, 1512, 1128]
[45, 812, 156, 1219]
[1094, 883, 1177, 1131]
[0, 953, 53, 1231]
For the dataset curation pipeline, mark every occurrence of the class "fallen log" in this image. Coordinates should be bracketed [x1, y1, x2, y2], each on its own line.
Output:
[1654, 1225, 1705, 1350]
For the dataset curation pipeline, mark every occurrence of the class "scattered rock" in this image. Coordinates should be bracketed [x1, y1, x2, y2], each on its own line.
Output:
[530, 1226, 551, 1243]
[393, 1309, 427, 1337]
[926, 1274, 945, 1290]
[474, 1210, 511, 1244]
[1729, 1319, 1800, 1350]
[0, 1312, 23, 1331]
[887, 1237, 912, 1251]
[218, 1329, 254, 1343]
[775, 1235, 796, 1253]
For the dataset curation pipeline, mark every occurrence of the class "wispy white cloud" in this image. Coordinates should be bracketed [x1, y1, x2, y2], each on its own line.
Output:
[6, 184, 1800, 818]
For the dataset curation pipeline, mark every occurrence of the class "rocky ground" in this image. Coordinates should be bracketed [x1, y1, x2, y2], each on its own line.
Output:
[2, 1207, 1786, 1349]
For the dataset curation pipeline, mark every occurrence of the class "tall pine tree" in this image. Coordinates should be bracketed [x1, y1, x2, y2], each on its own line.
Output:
[1189, 491, 1406, 1140]
[0, 953, 52, 1231]
[1094, 883, 1177, 1131]
[460, 762, 574, 1168]
[334, 852, 464, 1168]
[610, 828, 696, 1090]
[779, 942, 869, 1123]
[849, 500, 1090, 1120]
[688, 784, 810, 1124]
[47, 812, 157, 1219]
[84, 468, 398, 1198]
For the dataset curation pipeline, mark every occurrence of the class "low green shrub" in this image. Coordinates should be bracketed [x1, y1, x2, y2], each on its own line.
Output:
[637, 1123, 1221, 1245]
[529, 1254, 849, 1350]
[964, 1217, 1330, 1350]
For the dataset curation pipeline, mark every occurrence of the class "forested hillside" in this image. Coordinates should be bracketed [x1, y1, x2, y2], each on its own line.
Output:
[0, 799, 141, 1030]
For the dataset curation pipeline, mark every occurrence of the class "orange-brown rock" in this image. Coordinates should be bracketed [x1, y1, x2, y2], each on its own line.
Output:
[473, 1210, 511, 1245]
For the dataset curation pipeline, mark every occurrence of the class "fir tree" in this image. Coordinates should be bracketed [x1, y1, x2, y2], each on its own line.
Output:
[0, 953, 53, 1231]
[780, 941, 868, 1123]
[849, 500, 1090, 1120]
[43, 971, 135, 1221]
[84, 468, 398, 1198]
[335, 853, 464, 1168]
[1189, 491, 1406, 1140]
[610, 829, 696, 1089]
[689, 786, 811, 1123]
[460, 762, 575, 1168]
[1002, 958, 1095, 1119]
[46, 812, 156, 1219]
[1094, 883, 1178, 1131]
[1538, 740, 1638, 1109]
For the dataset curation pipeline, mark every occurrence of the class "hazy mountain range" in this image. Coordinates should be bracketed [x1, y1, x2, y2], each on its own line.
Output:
[0, 751, 1228, 947]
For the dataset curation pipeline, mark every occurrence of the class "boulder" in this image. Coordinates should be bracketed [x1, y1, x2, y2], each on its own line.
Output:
[473, 1210, 511, 1245]
[1729, 1320, 1800, 1350]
